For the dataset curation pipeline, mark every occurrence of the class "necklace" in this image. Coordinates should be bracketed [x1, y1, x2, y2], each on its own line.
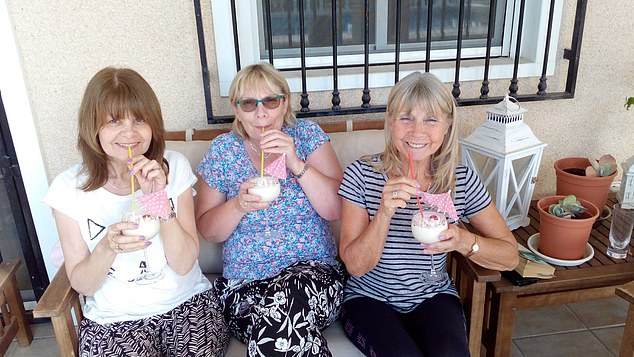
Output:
[245, 139, 272, 160]
[105, 179, 136, 192]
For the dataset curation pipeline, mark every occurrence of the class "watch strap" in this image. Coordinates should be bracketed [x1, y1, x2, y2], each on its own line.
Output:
[466, 234, 480, 258]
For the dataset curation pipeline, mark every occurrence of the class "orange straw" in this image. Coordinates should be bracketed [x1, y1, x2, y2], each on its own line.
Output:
[128, 146, 135, 212]
[407, 150, 424, 219]
[260, 127, 264, 177]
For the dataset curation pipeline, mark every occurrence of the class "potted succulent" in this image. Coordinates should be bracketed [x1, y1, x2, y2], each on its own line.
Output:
[537, 195, 600, 260]
[554, 155, 617, 215]
[626, 97, 634, 110]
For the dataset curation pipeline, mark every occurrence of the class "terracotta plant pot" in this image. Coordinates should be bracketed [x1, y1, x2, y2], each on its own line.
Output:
[537, 195, 599, 260]
[554, 157, 617, 213]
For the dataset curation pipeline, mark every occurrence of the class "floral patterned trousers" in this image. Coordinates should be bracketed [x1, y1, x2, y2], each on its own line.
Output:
[214, 260, 345, 357]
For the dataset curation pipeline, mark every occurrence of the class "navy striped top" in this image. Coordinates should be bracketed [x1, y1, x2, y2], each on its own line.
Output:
[338, 154, 491, 312]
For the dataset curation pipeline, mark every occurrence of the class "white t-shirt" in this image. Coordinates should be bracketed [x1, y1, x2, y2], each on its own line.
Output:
[44, 150, 211, 324]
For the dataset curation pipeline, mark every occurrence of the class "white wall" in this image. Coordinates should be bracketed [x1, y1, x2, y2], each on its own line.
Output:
[0, 1, 58, 278]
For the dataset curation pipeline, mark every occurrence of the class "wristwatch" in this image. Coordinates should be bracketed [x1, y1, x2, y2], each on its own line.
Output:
[466, 234, 480, 257]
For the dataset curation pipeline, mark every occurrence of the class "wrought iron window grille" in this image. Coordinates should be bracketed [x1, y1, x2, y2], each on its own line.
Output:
[194, 0, 588, 124]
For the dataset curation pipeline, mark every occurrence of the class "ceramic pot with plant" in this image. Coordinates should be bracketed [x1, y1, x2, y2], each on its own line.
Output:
[554, 155, 617, 215]
[537, 195, 599, 260]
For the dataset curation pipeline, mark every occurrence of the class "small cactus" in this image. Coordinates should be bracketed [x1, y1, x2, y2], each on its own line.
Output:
[586, 154, 617, 177]
[548, 195, 586, 219]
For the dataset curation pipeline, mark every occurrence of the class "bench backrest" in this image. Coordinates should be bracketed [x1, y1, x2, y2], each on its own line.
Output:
[166, 129, 386, 274]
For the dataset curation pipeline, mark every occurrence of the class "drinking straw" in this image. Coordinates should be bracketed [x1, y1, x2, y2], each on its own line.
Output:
[128, 146, 136, 212]
[260, 127, 264, 177]
[407, 150, 424, 219]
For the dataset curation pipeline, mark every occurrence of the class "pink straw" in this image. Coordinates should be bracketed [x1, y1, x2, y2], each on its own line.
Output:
[407, 150, 424, 219]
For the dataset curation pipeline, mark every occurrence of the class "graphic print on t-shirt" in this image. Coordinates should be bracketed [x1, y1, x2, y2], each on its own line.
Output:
[88, 219, 106, 240]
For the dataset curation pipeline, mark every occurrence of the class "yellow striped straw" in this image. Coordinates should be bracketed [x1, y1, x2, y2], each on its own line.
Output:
[260, 127, 264, 177]
[128, 146, 135, 212]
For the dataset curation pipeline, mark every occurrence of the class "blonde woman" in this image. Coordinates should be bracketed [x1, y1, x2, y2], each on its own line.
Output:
[196, 63, 344, 356]
[338, 72, 518, 356]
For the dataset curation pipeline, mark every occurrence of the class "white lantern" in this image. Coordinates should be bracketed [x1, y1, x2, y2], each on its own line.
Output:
[460, 95, 547, 230]
[618, 156, 634, 209]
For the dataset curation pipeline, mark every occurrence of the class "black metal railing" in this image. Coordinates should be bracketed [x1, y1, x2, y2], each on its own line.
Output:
[195, 0, 588, 124]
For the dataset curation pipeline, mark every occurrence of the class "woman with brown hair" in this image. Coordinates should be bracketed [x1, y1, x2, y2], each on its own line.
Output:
[44, 67, 228, 356]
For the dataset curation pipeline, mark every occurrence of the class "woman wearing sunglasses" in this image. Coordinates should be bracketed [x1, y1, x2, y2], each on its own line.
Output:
[195, 63, 345, 356]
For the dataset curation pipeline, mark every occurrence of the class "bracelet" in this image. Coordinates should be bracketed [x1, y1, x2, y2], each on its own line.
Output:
[294, 163, 311, 179]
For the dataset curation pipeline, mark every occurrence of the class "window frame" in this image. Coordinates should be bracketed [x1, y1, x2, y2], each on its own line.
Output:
[210, 0, 564, 96]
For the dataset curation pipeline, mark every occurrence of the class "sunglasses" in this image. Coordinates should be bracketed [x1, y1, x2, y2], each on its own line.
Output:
[236, 95, 284, 112]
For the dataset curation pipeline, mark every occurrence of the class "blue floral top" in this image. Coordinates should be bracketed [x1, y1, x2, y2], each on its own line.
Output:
[197, 119, 338, 281]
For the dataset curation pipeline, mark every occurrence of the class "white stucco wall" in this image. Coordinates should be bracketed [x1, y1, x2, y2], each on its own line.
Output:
[2, 0, 633, 276]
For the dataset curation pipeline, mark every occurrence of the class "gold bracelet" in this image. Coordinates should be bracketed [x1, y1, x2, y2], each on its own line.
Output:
[294, 163, 311, 179]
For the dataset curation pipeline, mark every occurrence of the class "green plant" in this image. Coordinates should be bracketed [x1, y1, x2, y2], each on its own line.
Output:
[586, 154, 617, 177]
[548, 195, 587, 219]
[626, 97, 634, 110]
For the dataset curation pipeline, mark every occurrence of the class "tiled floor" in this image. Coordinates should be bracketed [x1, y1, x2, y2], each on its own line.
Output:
[6, 296, 630, 357]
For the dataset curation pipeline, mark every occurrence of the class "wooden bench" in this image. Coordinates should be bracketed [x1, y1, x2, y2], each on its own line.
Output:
[34, 128, 501, 356]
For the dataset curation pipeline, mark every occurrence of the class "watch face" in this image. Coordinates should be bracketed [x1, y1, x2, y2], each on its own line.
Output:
[473, 243, 480, 252]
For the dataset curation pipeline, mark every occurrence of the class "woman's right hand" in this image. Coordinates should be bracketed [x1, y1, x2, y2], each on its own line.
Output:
[236, 180, 270, 214]
[378, 176, 420, 218]
[105, 221, 152, 254]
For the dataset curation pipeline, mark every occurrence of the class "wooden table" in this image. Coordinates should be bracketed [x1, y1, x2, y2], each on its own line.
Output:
[483, 196, 634, 357]
[0, 259, 33, 353]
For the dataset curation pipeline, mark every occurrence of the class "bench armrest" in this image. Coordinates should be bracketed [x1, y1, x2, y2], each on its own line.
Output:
[33, 265, 82, 357]
[34, 265, 76, 318]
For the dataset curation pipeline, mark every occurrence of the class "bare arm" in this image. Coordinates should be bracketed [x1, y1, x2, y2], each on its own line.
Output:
[160, 187, 200, 275]
[261, 130, 343, 221]
[339, 176, 419, 277]
[293, 142, 343, 221]
[53, 209, 146, 296]
[423, 203, 518, 271]
[195, 180, 269, 243]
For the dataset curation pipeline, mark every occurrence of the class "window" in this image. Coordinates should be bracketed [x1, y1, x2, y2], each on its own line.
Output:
[210, 0, 563, 96]
[258, 0, 506, 60]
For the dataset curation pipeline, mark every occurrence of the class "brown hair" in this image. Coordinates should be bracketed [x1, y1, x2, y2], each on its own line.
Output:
[77, 67, 166, 191]
[376, 72, 459, 194]
[228, 63, 295, 138]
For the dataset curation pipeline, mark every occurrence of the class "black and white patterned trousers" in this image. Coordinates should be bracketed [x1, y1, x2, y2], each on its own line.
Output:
[79, 289, 229, 357]
[214, 260, 345, 357]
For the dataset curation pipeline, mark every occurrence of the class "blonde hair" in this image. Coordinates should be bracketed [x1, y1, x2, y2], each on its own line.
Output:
[77, 67, 166, 191]
[376, 72, 459, 194]
[228, 63, 296, 137]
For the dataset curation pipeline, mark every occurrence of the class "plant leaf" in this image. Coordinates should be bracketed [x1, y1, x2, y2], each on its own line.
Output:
[585, 166, 598, 177]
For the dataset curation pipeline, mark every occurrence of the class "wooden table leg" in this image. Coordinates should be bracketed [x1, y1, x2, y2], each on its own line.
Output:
[486, 291, 517, 357]
[621, 303, 634, 357]
[3, 262, 33, 346]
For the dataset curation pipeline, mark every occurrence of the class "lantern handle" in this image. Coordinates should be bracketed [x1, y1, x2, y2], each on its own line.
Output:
[505, 94, 522, 111]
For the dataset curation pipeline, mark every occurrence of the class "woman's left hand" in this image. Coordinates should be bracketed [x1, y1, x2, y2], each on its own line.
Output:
[422, 224, 469, 255]
[259, 129, 303, 174]
[130, 155, 166, 194]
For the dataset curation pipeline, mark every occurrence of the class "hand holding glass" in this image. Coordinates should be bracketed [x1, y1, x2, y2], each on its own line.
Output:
[412, 210, 449, 283]
[121, 208, 163, 283]
[248, 175, 280, 236]
[248, 176, 280, 202]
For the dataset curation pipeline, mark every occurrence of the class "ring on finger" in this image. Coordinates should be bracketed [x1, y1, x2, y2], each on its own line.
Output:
[392, 190, 399, 199]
